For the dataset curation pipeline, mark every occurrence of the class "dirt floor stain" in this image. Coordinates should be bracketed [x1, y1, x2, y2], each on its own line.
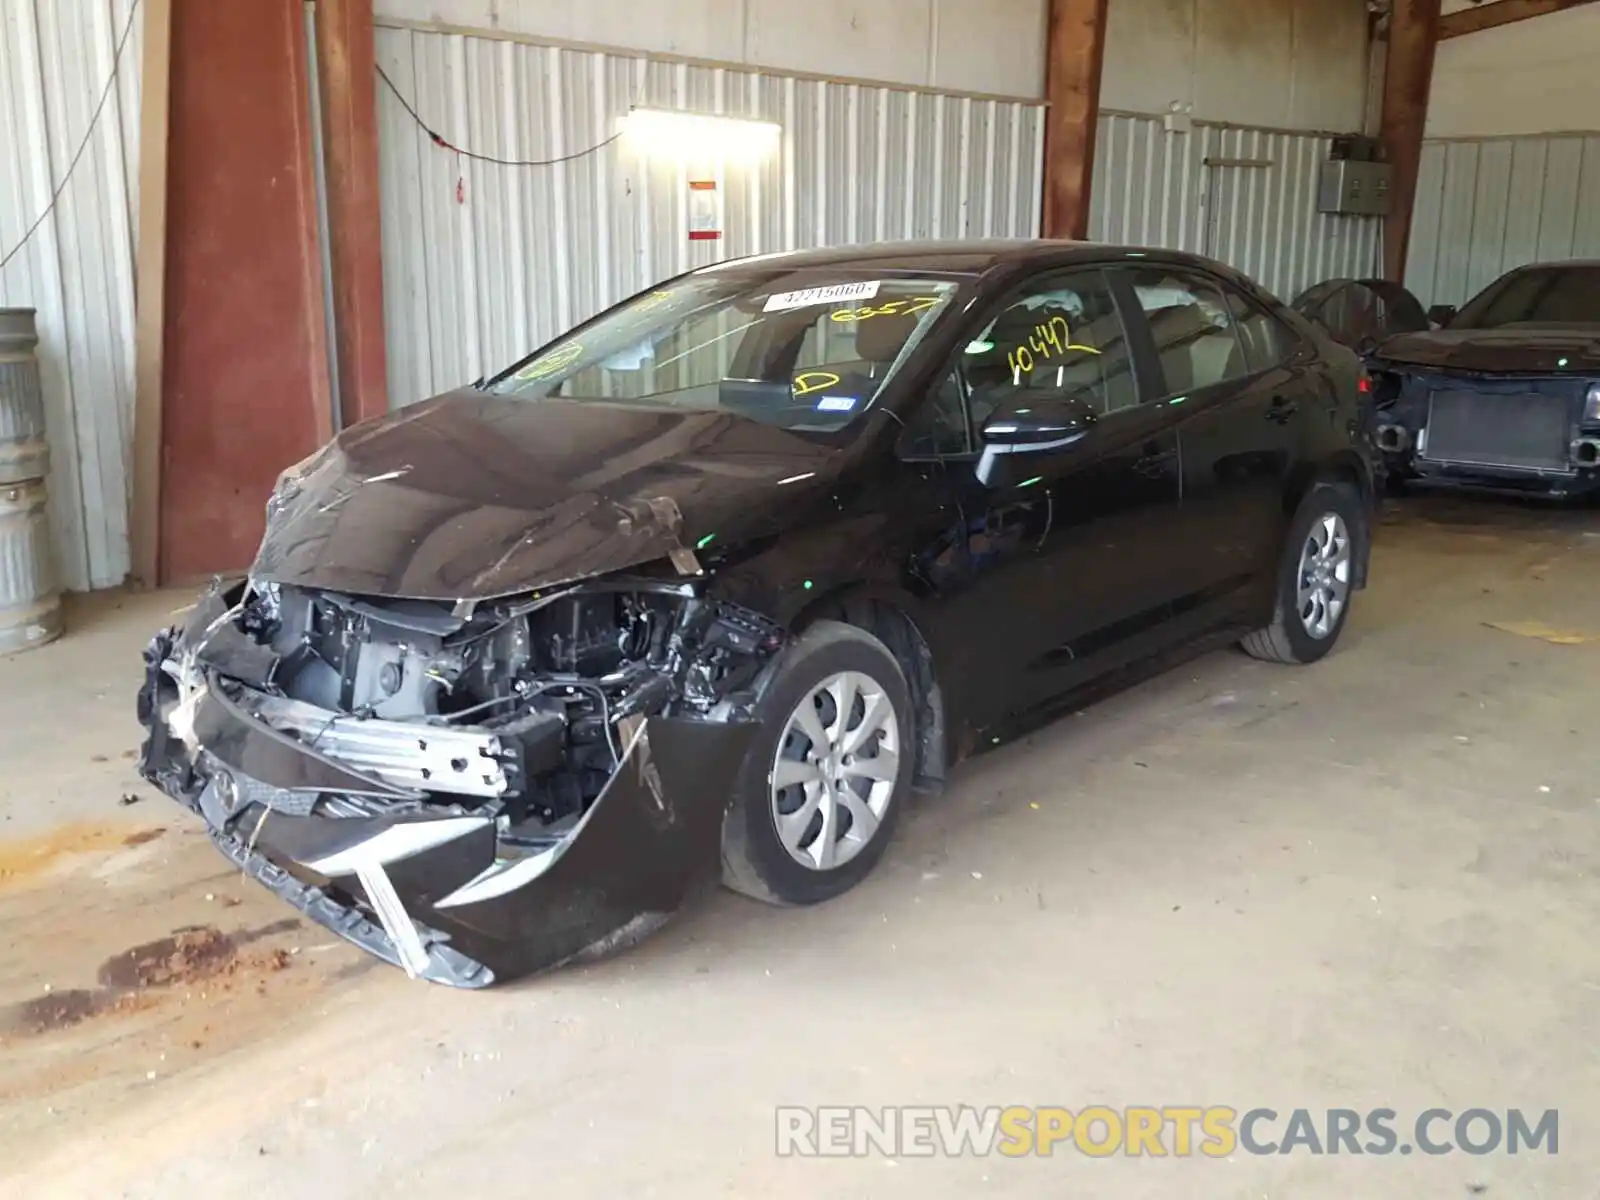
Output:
[8, 989, 104, 1034]
[1484, 620, 1600, 646]
[0, 921, 301, 1040]
[4, 987, 162, 1036]
[98, 927, 240, 990]
[0, 822, 167, 890]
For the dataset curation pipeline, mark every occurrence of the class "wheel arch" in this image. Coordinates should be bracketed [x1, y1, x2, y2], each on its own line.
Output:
[789, 583, 950, 793]
[1282, 450, 1374, 587]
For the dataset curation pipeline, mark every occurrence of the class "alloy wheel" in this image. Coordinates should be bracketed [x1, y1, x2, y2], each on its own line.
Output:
[769, 670, 900, 871]
[1296, 512, 1352, 640]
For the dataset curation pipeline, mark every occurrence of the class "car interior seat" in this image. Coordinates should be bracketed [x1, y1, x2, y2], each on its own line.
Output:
[854, 310, 919, 378]
[1144, 304, 1245, 395]
[965, 302, 1128, 424]
[1034, 306, 1125, 412]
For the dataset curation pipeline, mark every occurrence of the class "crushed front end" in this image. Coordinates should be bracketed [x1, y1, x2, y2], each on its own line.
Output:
[1369, 366, 1600, 497]
[137, 578, 783, 987]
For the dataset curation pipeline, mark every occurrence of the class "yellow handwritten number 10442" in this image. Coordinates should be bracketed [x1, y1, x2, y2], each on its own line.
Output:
[1007, 315, 1101, 378]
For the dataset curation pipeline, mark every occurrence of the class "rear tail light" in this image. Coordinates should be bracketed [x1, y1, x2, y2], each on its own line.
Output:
[1358, 375, 1371, 394]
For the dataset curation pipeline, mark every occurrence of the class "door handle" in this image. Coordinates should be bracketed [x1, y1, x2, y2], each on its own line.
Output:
[1266, 396, 1298, 424]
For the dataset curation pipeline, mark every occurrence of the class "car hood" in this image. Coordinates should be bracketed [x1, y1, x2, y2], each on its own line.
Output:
[249, 390, 841, 600]
[1376, 327, 1600, 374]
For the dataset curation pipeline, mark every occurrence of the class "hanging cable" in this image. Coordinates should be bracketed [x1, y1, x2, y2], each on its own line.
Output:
[376, 62, 641, 168]
[0, 0, 143, 275]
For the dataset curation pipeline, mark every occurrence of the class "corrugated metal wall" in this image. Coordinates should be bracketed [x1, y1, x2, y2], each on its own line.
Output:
[375, 25, 1045, 408]
[0, 0, 141, 591]
[1089, 113, 1383, 305]
[1406, 133, 1600, 309]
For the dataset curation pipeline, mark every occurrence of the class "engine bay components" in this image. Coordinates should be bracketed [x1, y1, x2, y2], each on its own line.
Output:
[138, 575, 785, 986]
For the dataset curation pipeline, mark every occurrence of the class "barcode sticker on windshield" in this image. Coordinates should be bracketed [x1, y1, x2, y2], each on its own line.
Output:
[763, 282, 880, 312]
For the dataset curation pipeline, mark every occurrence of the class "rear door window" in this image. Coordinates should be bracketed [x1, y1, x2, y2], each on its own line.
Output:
[1125, 268, 1251, 398]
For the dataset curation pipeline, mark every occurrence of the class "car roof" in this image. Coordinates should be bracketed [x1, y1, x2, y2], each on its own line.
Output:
[696, 239, 1226, 279]
[1503, 259, 1600, 273]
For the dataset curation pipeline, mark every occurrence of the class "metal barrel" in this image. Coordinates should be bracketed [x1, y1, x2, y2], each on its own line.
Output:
[0, 308, 61, 652]
[0, 308, 50, 485]
[0, 479, 62, 652]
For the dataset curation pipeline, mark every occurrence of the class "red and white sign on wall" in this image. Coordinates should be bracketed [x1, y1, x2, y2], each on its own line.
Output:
[688, 178, 722, 241]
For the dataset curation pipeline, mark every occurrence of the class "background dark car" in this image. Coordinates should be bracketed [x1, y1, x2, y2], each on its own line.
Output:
[139, 241, 1377, 986]
[1368, 260, 1600, 497]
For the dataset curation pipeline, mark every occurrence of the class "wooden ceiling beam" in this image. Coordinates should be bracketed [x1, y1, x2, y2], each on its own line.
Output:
[1380, 0, 1443, 281]
[1440, 0, 1600, 40]
[1041, 0, 1110, 241]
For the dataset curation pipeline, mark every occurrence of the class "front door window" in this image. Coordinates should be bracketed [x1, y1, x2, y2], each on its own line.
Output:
[963, 269, 1136, 430]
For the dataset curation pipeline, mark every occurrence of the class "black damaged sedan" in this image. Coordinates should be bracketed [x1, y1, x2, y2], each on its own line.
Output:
[139, 241, 1376, 987]
[1370, 259, 1600, 497]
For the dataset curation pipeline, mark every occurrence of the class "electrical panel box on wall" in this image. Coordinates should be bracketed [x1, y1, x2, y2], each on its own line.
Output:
[1318, 159, 1392, 216]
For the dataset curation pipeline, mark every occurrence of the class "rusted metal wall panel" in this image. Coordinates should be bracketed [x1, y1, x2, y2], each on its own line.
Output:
[1406, 134, 1600, 308]
[0, 0, 142, 591]
[1102, 0, 1370, 134]
[160, 0, 333, 582]
[1089, 112, 1384, 304]
[374, 24, 1045, 407]
[373, 0, 1050, 100]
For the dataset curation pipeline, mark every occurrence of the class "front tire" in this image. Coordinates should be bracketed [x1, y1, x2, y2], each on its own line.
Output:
[721, 620, 913, 906]
[1241, 482, 1364, 665]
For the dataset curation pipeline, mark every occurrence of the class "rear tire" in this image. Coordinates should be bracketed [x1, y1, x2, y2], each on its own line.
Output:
[1241, 482, 1364, 665]
[721, 620, 913, 906]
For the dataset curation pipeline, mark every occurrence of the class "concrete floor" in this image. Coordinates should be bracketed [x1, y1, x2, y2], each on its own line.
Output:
[2, 493, 1598, 1199]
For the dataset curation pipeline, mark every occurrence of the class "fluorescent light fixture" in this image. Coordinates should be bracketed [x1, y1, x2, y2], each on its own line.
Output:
[621, 108, 781, 159]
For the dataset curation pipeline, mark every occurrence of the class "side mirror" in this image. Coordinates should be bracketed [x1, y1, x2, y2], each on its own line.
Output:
[979, 389, 1097, 448]
[976, 390, 1097, 486]
[1427, 304, 1457, 329]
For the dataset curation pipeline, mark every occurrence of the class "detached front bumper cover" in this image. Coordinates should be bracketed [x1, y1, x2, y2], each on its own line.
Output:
[137, 609, 758, 988]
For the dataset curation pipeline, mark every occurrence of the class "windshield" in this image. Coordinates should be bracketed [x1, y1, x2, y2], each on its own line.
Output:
[487, 272, 961, 431]
[1453, 266, 1600, 329]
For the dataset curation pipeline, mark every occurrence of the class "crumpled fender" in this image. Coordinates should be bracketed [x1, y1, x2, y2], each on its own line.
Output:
[138, 648, 759, 985]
